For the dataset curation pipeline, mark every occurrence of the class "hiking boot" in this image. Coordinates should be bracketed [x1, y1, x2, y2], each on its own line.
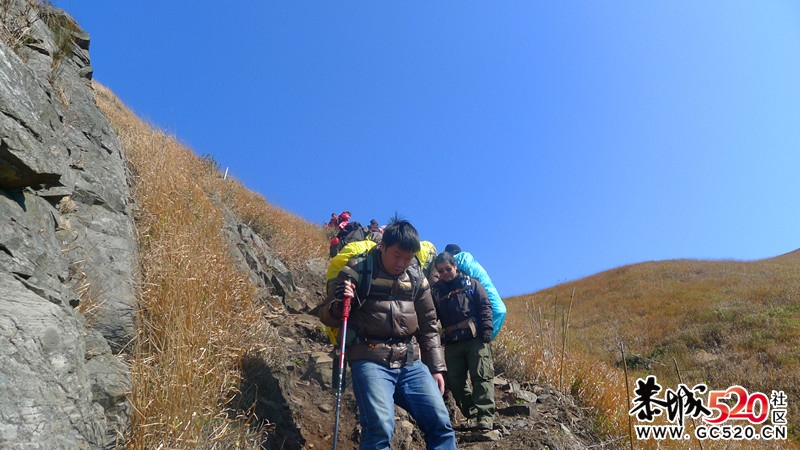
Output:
[477, 418, 493, 431]
[456, 418, 477, 431]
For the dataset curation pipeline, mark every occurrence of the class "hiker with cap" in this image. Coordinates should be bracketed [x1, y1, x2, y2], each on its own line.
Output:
[319, 217, 457, 449]
[365, 219, 384, 244]
[431, 251, 495, 431]
[444, 244, 462, 254]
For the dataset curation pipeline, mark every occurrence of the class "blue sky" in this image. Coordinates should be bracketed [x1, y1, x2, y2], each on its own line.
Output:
[58, 1, 800, 297]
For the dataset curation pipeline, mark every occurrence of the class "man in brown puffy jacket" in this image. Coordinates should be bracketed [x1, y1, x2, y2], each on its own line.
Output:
[319, 218, 457, 450]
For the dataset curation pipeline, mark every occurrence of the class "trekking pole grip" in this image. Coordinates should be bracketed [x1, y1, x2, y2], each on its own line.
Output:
[341, 295, 352, 320]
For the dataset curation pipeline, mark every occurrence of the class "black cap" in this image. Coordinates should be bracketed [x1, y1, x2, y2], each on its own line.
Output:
[444, 244, 462, 254]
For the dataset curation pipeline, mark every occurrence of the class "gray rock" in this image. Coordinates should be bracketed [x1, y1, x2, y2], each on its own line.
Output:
[0, 272, 108, 448]
[307, 351, 334, 388]
[222, 207, 299, 308]
[498, 402, 538, 418]
[1, 1, 137, 447]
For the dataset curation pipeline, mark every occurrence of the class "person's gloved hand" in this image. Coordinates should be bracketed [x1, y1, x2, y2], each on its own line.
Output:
[481, 331, 492, 344]
[334, 280, 351, 301]
[334, 279, 355, 299]
[330, 280, 356, 317]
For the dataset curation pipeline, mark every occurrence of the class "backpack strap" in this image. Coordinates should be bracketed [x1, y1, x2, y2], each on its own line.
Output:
[406, 261, 424, 300]
[439, 275, 476, 304]
[354, 253, 374, 301]
[348, 250, 425, 305]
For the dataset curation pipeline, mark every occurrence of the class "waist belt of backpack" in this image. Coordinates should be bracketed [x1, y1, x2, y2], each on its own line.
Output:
[357, 335, 415, 366]
[357, 335, 412, 345]
[444, 317, 477, 337]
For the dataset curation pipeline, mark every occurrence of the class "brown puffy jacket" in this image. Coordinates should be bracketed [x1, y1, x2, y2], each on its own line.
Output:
[319, 247, 446, 373]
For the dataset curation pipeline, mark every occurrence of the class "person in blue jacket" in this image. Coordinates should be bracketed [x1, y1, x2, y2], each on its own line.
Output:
[431, 251, 496, 431]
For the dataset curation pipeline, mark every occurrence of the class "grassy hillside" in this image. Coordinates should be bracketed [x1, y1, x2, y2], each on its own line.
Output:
[496, 251, 800, 448]
[94, 82, 329, 448]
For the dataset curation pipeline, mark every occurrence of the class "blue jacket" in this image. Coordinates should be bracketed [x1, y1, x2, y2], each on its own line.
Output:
[453, 252, 506, 340]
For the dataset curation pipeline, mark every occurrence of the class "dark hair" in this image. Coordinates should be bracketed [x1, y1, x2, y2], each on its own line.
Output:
[434, 251, 457, 267]
[381, 215, 420, 253]
[444, 244, 462, 254]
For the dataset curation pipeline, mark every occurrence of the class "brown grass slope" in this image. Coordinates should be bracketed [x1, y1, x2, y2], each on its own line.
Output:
[499, 250, 800, 448]
[94, 82, 329, 448]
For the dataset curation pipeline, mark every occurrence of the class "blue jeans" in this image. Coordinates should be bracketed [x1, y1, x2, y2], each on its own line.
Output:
[350, 359, 457, 450]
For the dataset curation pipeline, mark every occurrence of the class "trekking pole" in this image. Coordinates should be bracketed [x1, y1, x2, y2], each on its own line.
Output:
[333, 295, 352, 450]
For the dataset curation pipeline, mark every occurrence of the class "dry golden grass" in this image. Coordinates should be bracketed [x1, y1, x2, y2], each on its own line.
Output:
[218, 177, 329, 270]
[496, 252, 800, 449]
[94, 82, 327, 448]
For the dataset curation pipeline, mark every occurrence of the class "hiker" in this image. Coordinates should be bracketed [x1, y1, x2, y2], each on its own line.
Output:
[329, 221, 366, 258]
[319, 218, 457, 450]
[365, 219, 384, 244]
[326, 213, 339, 228]
[430, 244, 463, 284]
[440, 244, 506, 341]
[337, 210, 351, 230]
[431, 251, 496, 431]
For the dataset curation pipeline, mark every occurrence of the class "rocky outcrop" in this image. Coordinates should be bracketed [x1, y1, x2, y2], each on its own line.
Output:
[1, 1, 135, 448]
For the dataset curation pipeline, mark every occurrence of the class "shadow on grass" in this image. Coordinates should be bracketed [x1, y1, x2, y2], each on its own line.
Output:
[238, 355, 304, 450]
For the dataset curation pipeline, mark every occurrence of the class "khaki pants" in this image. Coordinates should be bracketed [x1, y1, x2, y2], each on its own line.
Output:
[444, 337, 495, 424]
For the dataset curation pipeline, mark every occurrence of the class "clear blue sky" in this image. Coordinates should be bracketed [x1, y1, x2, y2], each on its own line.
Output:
[58, 1, 800, 297]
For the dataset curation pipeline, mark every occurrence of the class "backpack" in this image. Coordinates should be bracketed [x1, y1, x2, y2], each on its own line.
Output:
[329, 221, 366, 257]
[417, 241, 437, 280]
[453, 252, 506, 340]
[326, 240, 377, 295]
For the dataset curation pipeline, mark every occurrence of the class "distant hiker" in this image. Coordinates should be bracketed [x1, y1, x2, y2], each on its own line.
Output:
[440, 244, 506, 341]
[319, 218, 457, 450]
[329, 221, 366, 258]
[365, 219, 384, 244]
[368, 218, 381, 232]
[431, 251, 496, 431]
[337, 210, 352, 230]
[326, 213, 339, 228]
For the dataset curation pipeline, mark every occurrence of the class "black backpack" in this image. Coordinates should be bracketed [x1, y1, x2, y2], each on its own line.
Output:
[329, 221, 366, 257]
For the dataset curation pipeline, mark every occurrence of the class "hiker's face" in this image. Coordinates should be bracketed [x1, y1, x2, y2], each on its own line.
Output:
[435, 262, 458, 282]
[380, 243, 416, 276]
